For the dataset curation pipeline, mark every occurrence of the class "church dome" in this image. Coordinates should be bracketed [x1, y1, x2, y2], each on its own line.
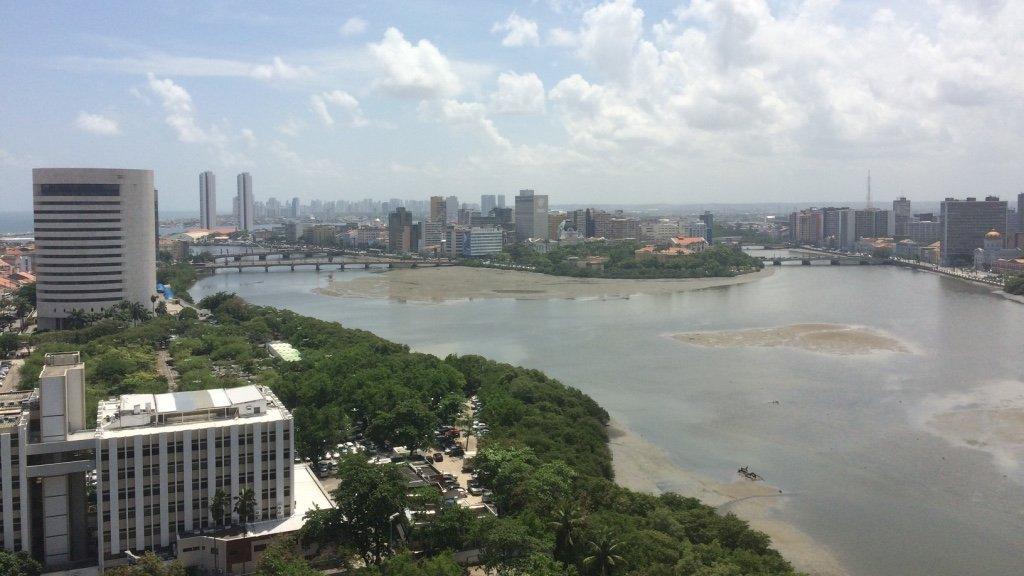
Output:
[985, 229, 1002, 239]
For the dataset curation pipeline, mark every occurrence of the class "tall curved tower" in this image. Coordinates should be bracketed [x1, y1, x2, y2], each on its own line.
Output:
[33, 168, 157, 330]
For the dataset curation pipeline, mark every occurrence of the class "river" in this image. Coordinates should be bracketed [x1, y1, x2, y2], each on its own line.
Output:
[191, 261, 1024, 576]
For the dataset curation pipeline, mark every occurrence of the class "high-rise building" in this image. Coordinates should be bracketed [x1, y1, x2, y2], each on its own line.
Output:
[462, 227, 503, 257]
[792, 209, 824, 245]
[199, 171, 216, 229]
[893, 197, 912, 238]
[1018, 192, 1024, 231]
[481, 195, 497, 216]
[429, 196, 446, 222]
[514, 189, 549, 242]
[822, 207, 856, 249]
[940, 196, 1007, 266]
[388, 207, 413, 253]
[33, 168, 157, 330]
[420, 220, 445, 252]
[906, 220, 941, 245]
[237, 173, 254, 232]
[854, 208, 893, 240]
[290, 197, 300, 218]
[445, 195, 459, 224]
[497, 194, 506, 209]
[699, 211, 714, 243]
[0, 351, 316, 573]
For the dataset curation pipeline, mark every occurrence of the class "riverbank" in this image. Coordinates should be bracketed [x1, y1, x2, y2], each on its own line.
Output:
[315, 265, 773, 302]
[671, 323, 911, 356]
[609, 420, 851, 576]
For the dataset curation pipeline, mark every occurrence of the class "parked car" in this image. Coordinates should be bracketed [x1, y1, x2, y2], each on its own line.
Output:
[468, 485, 484, 496]
[433, 452, 444, 462]
[481, 490, 494, 503]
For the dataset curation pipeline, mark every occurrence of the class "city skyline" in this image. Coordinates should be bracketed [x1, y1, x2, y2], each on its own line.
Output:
[3, 1, 1024, 211]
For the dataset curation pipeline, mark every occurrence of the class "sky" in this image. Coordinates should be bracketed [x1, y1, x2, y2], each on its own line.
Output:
[1, 0, 1022, 212]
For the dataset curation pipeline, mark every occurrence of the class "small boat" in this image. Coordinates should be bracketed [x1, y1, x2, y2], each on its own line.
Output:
[738, 466, 763, 481]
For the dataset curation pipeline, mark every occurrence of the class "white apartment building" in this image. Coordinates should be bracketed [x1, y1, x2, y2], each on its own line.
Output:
[641, 220, 682, 245]
[199, 171, 217, 229]
[0, 352, 313, 574]
[33, 168, 157, 330]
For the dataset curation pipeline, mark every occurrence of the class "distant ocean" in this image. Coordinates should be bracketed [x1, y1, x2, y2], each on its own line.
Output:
[0, 210, 200, 237]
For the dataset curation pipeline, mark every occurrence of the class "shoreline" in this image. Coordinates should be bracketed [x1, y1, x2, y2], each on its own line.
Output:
[608, 419, 851, 576]
[314, 265, 774, 302]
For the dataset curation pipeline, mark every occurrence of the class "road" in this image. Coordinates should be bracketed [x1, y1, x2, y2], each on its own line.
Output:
[155, 350, 179, 392]
[1, 359, 25, 393]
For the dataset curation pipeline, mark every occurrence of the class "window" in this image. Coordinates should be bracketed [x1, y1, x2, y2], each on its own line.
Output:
[39, 183, 120, 196]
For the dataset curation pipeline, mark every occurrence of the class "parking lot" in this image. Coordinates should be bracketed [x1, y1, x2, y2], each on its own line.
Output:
[0, 359, 22, 393]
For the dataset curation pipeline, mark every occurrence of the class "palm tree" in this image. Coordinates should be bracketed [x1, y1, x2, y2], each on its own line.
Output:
[582, 533, 625, 576]
[549, 502, 585, 563]
[210, 489, 229, 527]
[234, 488, 257, 532]
[13, 297, 31, 331]
[65, 309, 89, 330]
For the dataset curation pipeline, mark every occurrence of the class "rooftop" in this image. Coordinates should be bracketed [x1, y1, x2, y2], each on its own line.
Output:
[97, 385, 290, 435]
[267, 341, 301, 362]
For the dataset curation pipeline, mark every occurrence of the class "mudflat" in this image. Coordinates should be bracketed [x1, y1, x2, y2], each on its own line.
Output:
[315, 266, 773, 302]
[672, 323, 910, 356]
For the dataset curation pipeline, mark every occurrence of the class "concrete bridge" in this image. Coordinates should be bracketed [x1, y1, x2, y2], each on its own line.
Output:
[208, 249, 347, 265]
[199, 257, 453, 274]
[757, 251, 879, 266]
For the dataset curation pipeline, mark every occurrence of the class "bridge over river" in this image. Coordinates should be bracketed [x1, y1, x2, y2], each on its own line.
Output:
[198, 255, 454, 273]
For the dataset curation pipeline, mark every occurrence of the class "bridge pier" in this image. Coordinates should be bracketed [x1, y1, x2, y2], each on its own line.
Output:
[315, 264, 320, 271]
[364, 263, 369, 269]
[237, 267, 243, 273]
[830, 259, 840, 265]
[290, 264, 295, 271]
[772, 259, 782, 266]
[258, 254, 266, 261]
[801, 259, 811, 265]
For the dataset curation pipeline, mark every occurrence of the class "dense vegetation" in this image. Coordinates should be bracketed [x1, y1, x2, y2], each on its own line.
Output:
[21, 294, 800, 576]
[1005, 274, 1024, 295]
[712, 222, 775, 245]
[478, 241, 763, 279]
[156, 261, 199, 303]
[0, 549, 42, 576]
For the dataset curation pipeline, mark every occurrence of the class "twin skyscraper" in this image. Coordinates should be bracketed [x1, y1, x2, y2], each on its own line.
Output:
[198, 171, 254, 232]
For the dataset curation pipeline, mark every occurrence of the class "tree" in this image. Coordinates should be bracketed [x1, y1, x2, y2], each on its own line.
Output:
[104, 551, 186, 576]
[65, 309, 90, 330]
[377, 553, 463, 576]
[210, 488, 230, 526]
[256, 540, 320, 576]
[368, 399, 437, 455]
[235, 487, 258, 530]
[293, 405, 342, 466]
[582, 534, 625, 576]
[475, 516, 544, 573]
[177, 307, 199, 322]
[155, 301, 168, 315]
[549, 501, 585, 564]
[417, 504, 477, 553]
[1005, 274, 1024, 295]
[302, 454, 407, 566]
[0, 333, 19, 358]
[0, 550, 42, 576]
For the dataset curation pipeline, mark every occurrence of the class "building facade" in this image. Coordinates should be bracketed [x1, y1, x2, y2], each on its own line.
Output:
[0, 352, 298, 572]
[514, 190, 549, 242]
[480, 195, 496, 217]
[940, 196, 1007, 266]
[893, 197, 911, 238]
[236, 173, 254, 232]
[33, 168, 157, 330]
[199, 172, 216, 229]
[388, 207, 413, 253]
[461, 227, 503, 257]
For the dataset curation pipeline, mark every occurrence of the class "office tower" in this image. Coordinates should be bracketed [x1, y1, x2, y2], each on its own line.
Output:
[481, 194, 496, 216]
[940, 196, 1008, 266]
[388, 207, 413, 253]
[906, 220, 941, 245]
[497, 194, 506, 209]
[232, 196, 240, 223]
[430, 196, 446, 222]
[893, 197, 911, 238]
[792, 209, 824, 245]
[514, 189, 549, 242]
[33, 168, 157, 330]
[237, 173, 254, 232]
[420, 219, 445, 251]
[199, 171, 216, 229]
[699, 211, 714, 243]
[462, 227, 503, 257]
[290, 197, 300, 218]
[492, 207, 514, 227]
[445, 195, 459, 223]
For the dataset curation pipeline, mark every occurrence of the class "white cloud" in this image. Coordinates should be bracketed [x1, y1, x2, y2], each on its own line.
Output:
[310, 90, 368, 127]
[419, 99, 510, 148]
[250, 56, 312, 80]
[490, 72, 546, 114]
[146, 73, 249, 164]
[577, 0, 644, 84]
[547, 27, 579, 47]
[368, 28, 463, 99]
[75, 112, 121, 136]
[240, 128, 256, 147]
[277, 117, 304, 136]
[491, 13, 540, 47]
[340, 16, 368, 36]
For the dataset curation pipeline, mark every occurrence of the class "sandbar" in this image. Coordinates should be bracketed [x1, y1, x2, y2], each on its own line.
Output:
[672, 323, 909, 356]
[314, 266, 773, 302]
[914, 381, 1024, 474]
[609, 421, 850, 576]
